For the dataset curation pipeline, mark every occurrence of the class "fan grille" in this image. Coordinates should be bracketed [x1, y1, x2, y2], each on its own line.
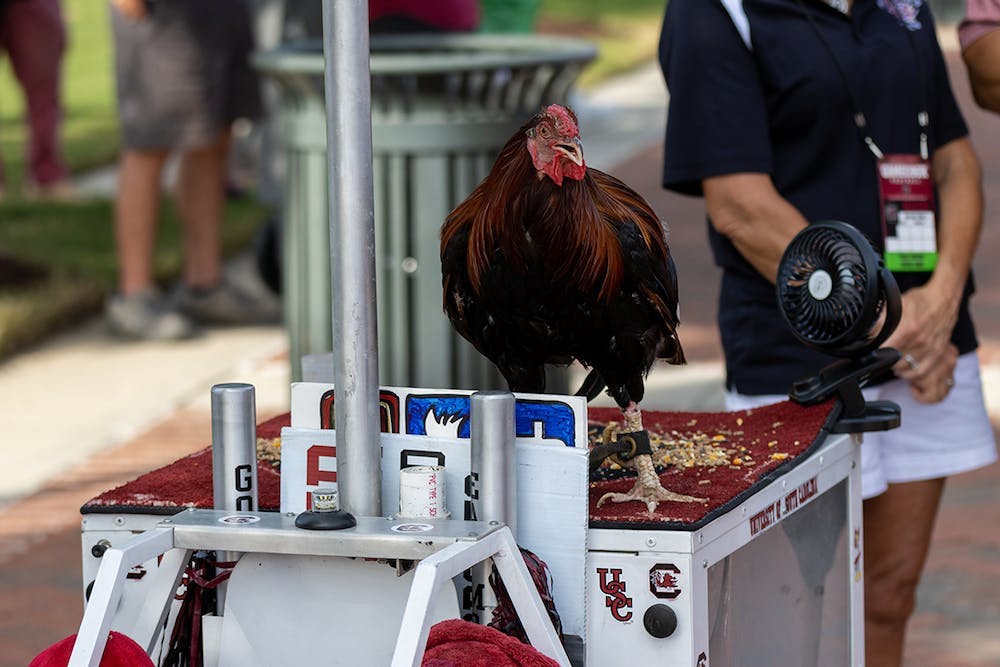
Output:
[778, 224, 875, 352]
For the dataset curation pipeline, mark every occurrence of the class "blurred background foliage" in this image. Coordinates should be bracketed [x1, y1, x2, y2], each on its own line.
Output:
[0, 0, 665, 190]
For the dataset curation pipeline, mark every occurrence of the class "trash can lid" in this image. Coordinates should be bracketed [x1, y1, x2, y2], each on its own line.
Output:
[254, 33, 596, 76]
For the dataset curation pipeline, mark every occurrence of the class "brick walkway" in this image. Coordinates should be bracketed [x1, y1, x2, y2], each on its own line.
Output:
[3, 48, 1000, 666]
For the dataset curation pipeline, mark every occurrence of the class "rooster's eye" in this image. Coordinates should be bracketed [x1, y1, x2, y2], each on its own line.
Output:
[539, 126, 550, 138]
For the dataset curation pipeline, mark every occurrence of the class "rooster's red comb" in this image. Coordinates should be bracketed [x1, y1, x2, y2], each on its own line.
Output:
[545, 104, 579, 138]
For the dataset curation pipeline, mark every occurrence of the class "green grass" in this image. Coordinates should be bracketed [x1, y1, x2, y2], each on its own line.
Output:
[0, 198, 267, 359]
[0, 0, 118, 190]
[537, 0, 666, 88]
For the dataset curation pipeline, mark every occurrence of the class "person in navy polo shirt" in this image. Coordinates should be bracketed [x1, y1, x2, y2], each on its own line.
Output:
[661, 1, 998, 665]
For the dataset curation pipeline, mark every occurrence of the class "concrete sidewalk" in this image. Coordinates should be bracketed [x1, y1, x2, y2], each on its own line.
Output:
[2, 41, 1000, 666]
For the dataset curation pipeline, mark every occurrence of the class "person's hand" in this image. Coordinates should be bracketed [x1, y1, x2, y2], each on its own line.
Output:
[884, 283, 961, 403]
[906, 342, 958, 404]
[110, 0, 146, 20]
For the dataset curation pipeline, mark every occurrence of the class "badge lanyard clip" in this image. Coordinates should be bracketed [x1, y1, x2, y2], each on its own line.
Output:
[855, 113, 884, 160]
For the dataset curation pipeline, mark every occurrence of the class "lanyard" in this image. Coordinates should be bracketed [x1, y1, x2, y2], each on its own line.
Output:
[793, 0, 930, 160]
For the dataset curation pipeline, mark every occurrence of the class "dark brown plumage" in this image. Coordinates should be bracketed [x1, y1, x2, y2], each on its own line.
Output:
[441, 104, 703, 512]
[440, 104, 685, 410]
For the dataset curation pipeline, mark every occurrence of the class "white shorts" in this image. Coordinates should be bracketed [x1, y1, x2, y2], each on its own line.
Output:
[725, 351, 997, 499]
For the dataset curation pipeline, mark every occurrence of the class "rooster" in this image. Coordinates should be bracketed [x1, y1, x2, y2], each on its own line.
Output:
[440, 104, 704, 513]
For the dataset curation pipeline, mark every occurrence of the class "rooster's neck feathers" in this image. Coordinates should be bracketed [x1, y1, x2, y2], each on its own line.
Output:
[442, 128, 666, 303]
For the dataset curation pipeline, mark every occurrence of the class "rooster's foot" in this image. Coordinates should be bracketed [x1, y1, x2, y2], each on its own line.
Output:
[596, 452, 706, 515]
[596, 481, 706, 515]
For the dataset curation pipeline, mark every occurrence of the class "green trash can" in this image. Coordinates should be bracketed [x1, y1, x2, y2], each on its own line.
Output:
[255, 33, 596, 388]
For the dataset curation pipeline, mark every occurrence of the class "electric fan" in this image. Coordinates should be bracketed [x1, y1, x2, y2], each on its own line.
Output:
[776, 221, 902, 433]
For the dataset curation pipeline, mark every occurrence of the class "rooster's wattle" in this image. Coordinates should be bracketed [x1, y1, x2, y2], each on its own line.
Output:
[440, 104, 704, 512]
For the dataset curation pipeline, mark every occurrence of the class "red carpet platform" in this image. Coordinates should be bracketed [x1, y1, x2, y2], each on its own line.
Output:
[81, 415, 287, 515]
[588, 400, 838, 529]
[81, 401, 838, 530]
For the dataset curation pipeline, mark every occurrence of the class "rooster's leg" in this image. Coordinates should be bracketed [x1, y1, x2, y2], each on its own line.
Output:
[597, 403, 706, 515]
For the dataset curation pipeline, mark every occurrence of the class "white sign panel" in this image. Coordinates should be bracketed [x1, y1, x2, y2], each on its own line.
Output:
[280, 383, 590, 636]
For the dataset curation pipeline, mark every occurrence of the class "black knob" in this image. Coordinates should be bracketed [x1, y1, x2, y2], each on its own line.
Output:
[294, 509, 357, 530]
[643, 604, 678, 638]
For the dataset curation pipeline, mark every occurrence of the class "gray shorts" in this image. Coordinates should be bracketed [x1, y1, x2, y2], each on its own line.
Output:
[111, 0, 262, 150]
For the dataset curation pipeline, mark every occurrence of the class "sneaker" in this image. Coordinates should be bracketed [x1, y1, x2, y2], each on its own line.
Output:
[173, 282, 282, 325]
[105, 288, 197, 340]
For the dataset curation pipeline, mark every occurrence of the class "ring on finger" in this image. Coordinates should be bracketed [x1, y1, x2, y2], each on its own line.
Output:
[945, 377, 955, 389]
[903, 353, 919, 371]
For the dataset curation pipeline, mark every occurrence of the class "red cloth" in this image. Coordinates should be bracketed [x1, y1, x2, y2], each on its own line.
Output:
[422, 619, 559, 667]
[29, 631, 154, 667]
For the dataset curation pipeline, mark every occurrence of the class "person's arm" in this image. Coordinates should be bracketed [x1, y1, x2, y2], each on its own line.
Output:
[702, 173, 809, 282]
[963, 29, 1000, 113]
[884, 137, 983, 402]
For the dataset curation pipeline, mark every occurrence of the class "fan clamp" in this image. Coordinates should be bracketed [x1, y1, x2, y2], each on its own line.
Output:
[777, 222, 903, 434]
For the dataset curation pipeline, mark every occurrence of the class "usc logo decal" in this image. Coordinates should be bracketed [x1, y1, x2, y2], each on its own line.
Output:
[596, 567, 633, 622]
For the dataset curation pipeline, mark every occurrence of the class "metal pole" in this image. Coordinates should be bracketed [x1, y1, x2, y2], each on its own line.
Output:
[468, 391, 518, 623]
[321, 0, 381, 516]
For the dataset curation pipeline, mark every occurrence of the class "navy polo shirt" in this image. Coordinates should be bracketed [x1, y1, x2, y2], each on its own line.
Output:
[660, 0, 977, 395]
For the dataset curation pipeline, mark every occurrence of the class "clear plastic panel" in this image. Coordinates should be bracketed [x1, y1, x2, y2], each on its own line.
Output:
[708, 480, 850, 666]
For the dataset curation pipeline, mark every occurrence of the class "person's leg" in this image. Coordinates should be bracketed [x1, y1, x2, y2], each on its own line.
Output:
[175, 132, 229, 289]
[107, 147, 195, 339]
[115, 149, 169, 294]
[171, 131, 280, 324]
[3, 0, 71, 190]
[863, 478, 945, 667]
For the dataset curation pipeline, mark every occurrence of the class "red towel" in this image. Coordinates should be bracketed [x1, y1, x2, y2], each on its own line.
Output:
[29, 631, 154, 667]
[422, 619, 560, 667]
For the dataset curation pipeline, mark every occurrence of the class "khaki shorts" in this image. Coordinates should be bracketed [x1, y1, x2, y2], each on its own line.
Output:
[111, 0, 261, 150]
[726, 351, 998, 499]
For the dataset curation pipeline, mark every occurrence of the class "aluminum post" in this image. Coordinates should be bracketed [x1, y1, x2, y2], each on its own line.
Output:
[470, 391, 518, 532]
[321, 0, 381, 516]
[211, 383, 258, 513]
[210, 382, 257, 611]
[468, 391, 517, 623]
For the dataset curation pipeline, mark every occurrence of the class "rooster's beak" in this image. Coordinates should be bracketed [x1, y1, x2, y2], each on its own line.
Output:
[555, 138, 584, 166]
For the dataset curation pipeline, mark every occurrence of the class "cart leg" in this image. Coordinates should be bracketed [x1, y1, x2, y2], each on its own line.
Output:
[69, 527, 176, 667]
[848, 436, 866, 667]
[132, 546, 193, 654]
[391, 527, 569, 667]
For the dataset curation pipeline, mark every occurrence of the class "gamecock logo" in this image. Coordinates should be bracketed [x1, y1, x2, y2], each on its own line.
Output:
[596, 567, 633, 622]
[649, 563, 682, 599]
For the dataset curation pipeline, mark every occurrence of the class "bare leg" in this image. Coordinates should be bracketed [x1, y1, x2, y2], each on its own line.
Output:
[863, 478, 945, 667]
[175, 132, 229, 289]
[115, 149, 169, 295]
